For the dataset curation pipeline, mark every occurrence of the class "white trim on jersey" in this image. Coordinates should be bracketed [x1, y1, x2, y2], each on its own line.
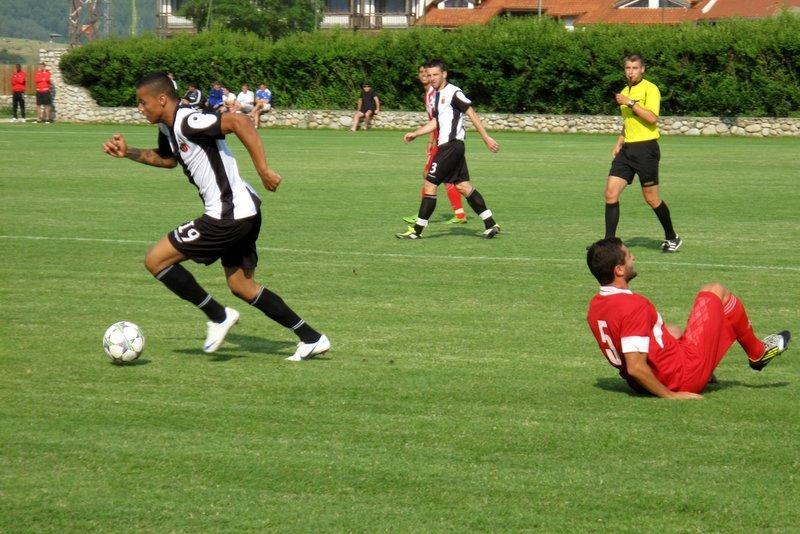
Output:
[159, 108, 260, 220]
[432, 83, 472, 147]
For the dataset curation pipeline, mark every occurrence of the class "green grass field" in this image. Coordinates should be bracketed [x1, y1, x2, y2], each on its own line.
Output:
[1, 123, 798, 532]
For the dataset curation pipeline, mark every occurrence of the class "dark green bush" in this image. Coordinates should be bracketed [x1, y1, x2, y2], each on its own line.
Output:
[60, 14, 800, 116]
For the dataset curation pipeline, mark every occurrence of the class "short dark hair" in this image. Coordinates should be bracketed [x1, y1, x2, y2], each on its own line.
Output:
[427, 58, 446, 72]
[586, 237, 625, 285]
[624, 53, 645, 66]
[136, 72, 178, 101]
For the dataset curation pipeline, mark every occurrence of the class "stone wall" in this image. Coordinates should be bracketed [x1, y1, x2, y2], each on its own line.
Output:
[33, 48, 800, 137]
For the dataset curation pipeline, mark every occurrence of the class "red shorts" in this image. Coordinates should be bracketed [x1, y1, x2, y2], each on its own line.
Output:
[677, 292, 737, 392]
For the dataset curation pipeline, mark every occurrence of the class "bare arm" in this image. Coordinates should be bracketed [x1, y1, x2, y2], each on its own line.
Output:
[220, 112, 281, 192]
[615, 93, 657, 125]
[373, 95, 380, 114]
[611, 133, 625, 158]
[465, 107, 499, 153]
[102, 134, 177, 168]
[623, 352, 703, 399]
[404, 118, 438, 144]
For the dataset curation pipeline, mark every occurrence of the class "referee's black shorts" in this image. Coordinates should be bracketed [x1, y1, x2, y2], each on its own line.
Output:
[426, 140, 470, 185]
[168, 213, 261, 269]
[608, 139, 660, 187]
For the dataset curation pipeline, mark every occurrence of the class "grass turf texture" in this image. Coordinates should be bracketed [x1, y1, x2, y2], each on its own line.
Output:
[0, 124, 798, 531]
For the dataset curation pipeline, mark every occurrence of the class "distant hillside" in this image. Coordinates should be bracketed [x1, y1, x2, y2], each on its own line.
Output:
[0, 0, 155, 42]
[0, 37, 66, 65]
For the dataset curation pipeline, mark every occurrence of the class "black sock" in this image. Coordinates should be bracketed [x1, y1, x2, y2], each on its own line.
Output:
[604, 202, 620, 239]
[414, 194, 437, 235]
[466, 189, 495, 228]
[653, 201, 676, 240]
[155, 264, 227, 322]
[250, 287, 321, 342]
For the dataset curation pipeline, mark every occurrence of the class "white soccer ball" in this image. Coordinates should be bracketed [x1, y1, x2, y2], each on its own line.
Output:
[103, 321, 145, 363]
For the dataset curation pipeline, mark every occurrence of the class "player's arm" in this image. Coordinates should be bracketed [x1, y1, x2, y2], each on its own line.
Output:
[102, 133, 177, 168]
[465, 107, 499, 153]
[404, 118, 437, 143]
[374, 95, 380, 114]
[623, 351, 702, 399]
[220, 111, 281, 192]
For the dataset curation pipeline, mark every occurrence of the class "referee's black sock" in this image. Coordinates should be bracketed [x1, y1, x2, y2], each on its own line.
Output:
[250, 287, 321, 342]
[414, 194, 437, 235]
[466, 189, 496, 229]
[155, 264, 227, 322]
[653, 201, 677, 240]
[605, 202, 620, 239]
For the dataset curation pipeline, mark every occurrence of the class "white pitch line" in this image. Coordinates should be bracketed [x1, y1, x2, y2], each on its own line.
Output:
[1, 234, 798, 272]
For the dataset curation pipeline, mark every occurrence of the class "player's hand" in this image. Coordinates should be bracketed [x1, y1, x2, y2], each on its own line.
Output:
[404, 132, 416, 144]
[484, 136, 499, 153]
[261, 168, 282, 192]
[669, 391, 704, 400]
[102, 134, 128, 158]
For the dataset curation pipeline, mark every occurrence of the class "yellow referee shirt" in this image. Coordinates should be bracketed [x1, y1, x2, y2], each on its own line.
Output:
[620, 78, 660, 143]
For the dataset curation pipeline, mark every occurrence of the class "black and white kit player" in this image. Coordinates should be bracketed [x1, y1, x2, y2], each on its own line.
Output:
[399, 59, 501, 239]
[102, 72, 330, 361]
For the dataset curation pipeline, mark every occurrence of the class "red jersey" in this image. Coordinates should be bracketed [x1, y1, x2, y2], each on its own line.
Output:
[587, 286, 684, 391]
[35, 69, 51, 92]
[12, 70, 27, 93]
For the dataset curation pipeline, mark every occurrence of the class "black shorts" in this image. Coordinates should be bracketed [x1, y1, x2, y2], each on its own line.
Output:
[167, 213, 261, 269]
[608, 140, 660, 187]
[426, 140, 470, 185]
[36, 92, 52, 106]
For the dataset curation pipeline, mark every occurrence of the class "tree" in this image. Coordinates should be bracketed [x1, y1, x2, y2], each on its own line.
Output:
[179, 0, 323, 41]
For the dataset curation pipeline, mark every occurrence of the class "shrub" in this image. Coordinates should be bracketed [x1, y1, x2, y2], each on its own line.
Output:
[60, 14, 800, 116]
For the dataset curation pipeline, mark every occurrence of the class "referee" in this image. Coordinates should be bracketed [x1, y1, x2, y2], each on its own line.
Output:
[604, 54, 682, 253]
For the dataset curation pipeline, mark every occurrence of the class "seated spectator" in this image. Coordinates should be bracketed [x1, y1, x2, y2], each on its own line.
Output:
[351, 82, 380, 132]
[236, 83, 255, 114]
[250, 83, 273, 129]
[206, 81, 225, 112]
[222, 87, 237, 112]
[181, 82, 204, 109]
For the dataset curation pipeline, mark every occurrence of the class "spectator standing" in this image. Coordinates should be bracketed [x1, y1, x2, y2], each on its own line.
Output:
[11, 64, 27, 122]
[34, 63, 52, 123]
[250, 83, 273, 129]
[350, 83, 380, 132]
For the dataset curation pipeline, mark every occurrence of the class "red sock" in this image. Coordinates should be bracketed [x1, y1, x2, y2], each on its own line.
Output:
[724, 295, 765, 360]
[445, 183, 465, 218]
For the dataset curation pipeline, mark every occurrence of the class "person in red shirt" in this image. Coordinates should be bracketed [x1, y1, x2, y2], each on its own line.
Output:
[11, 64, 27, 122]
[586, 237, 790, 399]
[34, 62, 53, 123]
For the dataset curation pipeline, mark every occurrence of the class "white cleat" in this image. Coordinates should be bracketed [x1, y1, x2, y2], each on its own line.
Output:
[203, 307, 240, 353]
[286, 334, 331, 361]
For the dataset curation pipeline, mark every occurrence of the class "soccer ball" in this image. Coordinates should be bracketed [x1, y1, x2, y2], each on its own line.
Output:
[103, 321, 145, 363]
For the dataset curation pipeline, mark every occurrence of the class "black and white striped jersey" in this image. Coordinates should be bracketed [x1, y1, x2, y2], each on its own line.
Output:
[432, 83, 472, 146]
[157, 107, 260, 220]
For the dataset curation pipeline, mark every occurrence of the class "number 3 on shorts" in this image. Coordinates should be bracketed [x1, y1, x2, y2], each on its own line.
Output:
[175, 221, 201, 243]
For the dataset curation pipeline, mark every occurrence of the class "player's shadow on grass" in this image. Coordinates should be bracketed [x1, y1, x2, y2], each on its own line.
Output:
[173, 333, 296, 362]
[623, 236, 664, 251]
[594, 376, 789, 396]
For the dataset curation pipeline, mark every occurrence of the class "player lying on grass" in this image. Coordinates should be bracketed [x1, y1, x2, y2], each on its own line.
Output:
[586, 237, 790, 399]
[102, 72, 330, 361]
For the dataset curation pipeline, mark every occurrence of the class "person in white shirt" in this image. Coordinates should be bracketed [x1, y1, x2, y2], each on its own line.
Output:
[236, 83, 255, 113]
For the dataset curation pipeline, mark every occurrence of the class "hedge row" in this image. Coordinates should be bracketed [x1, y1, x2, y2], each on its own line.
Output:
[60, 15, 800, 116]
